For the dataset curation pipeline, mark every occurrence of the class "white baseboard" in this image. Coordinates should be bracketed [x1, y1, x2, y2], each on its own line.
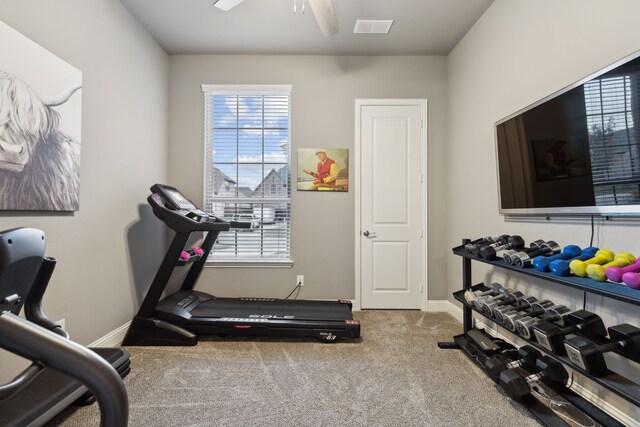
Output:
[89, 321, 131, 348]
[425, 299, 463, 322]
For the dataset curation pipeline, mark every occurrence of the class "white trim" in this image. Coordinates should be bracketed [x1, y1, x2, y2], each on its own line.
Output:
[425, 300, 463, 322]
[201, 84, 292, 94]
[205, 260, 293, 268]
[88, 321, 131, 348]
[354, 99, 428, 311]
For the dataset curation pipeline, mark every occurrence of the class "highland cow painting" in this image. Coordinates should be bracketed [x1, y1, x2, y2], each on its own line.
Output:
[0, 20, 82, 211]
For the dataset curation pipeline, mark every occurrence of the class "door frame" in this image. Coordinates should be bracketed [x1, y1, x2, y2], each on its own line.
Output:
[354, 99, 428, 311]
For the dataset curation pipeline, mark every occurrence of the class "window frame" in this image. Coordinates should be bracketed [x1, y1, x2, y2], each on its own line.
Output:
[201, 84, 293, 268]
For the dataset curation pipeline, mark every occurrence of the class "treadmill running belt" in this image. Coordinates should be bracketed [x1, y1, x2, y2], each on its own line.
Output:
[191, 298, 353, 321]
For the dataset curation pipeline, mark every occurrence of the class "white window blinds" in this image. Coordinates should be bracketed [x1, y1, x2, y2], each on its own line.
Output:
[202, 85, 291, 263]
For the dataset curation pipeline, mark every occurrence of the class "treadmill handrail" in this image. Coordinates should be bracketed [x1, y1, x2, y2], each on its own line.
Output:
[0, 362, 42, 400]
[24, 257, 70, 339]
[0, 313, 129, 427]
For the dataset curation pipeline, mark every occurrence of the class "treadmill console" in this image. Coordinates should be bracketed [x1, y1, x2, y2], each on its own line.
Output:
[148, 184, 230, 233]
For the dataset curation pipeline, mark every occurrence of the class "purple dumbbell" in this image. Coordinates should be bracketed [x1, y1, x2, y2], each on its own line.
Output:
[621, 272, 640, 290]
[549, 247, 598, 276]
[606, 258, 640, 282]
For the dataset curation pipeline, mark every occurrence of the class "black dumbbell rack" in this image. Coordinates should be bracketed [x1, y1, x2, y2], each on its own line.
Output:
[449, 239, 640, 420]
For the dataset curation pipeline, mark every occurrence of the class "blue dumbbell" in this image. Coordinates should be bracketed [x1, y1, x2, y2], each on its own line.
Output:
[549, 247, 599, 276]
[532, 245, 582, 272]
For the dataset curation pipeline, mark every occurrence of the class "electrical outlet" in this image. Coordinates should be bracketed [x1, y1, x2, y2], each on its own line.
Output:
[297, 275, 304, 287]
[58, 318, 65, 329]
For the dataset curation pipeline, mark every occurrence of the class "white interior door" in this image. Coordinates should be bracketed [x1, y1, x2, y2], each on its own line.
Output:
[358, 101, 425, 309]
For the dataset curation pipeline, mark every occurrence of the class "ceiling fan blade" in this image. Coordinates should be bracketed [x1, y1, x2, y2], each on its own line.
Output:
[308, 0, 339, 37]
[213, 0, 246, 11]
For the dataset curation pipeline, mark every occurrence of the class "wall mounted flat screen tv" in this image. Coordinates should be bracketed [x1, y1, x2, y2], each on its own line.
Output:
[495, 52, 640, 216]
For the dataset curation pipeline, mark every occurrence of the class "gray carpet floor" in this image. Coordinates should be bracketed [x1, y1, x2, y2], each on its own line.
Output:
[49, 311, 541, 426]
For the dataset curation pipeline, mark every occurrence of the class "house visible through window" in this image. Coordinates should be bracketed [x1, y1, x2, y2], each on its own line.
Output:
[202, 84, 291, 263]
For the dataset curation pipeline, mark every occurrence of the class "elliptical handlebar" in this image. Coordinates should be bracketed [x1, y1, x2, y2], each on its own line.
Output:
[0, 312, 129, 427]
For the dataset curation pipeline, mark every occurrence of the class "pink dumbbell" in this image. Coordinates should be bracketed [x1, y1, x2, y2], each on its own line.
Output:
[621, 272, 640, 290]
[180, 251, 190, 260]
[193, 247, 204, 255]
[606, 258, 640, 282]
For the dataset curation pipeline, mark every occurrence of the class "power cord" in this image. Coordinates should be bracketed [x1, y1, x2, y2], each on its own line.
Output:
[285, 281, 302, 300]
[589, 215, 595, 247]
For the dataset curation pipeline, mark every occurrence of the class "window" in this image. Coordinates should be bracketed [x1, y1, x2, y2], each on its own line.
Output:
[584, 76, 640, 205]
[202, 85, 291, 264]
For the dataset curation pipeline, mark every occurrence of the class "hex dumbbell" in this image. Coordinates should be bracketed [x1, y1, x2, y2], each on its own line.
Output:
[483, 345, 541, 383]
[464, 236, 501, 253]
[532, 245, 581, 272]
[564, 324, 640, 374]
[470, 235, 510, 257]
[499, 356, 569, 402]
[532, 310, 607, 355]
[463, 282, 504, 305]
[569, 249, 615, 277]
[479, 236, 525, 260]
[473, 286, 513, 311]
[586, 252, 636, 281]
[493, 295, 538, 324]
[515, 304, 571, 339]
[606, 258, 640, 282]
[481, 291, 524, 317]
[512, 241, 561, 268]
[503, 299, 555, 332]
[549, 246, 599, 276]
[503, 240, 545, 265]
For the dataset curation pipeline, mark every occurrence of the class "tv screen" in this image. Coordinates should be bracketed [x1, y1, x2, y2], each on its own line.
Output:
[495, 52, 640, 216]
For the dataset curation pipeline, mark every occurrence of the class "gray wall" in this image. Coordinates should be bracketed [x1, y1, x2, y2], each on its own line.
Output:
[168, 55, 449, 300]
[446, 0, 640, 420]
[0, 0, 169, 378]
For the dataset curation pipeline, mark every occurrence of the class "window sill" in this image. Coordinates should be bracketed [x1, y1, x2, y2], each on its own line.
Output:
[205, 260, 293, 268]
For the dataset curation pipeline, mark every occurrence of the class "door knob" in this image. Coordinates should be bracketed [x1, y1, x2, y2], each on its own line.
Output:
[363, 230, 377, 238]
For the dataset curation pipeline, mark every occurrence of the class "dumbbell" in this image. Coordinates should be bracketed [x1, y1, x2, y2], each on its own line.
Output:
[606, 258, 640, 282]
[483, 345, 541, 383]
[503, 240, 545, 265]
[504, 299, 554, 333]
[472, 286, 513, 311]
[621, 272, 640, 290]
[479, 236, 524, 260]
[481, 291, 524, 317]
[549, 246, 599, 276]
[586, 252, 636, 281]
[515, 304, 571, 339]
[463, 282, 504, 305]
[464, 236, 500, 253]
[564, 323, 640, 374]
[512, 241, 561, 268]
[470, 235, 511, 256]
[532, 245, 581, 272]
[500, 356, 569, 402]
[532, 310, 607, 355]
[493, 295, 538, 324]
[569, 249, 615, 277]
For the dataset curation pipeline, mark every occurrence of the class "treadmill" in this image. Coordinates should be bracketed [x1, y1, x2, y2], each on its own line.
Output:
[122, 184, 360, 346]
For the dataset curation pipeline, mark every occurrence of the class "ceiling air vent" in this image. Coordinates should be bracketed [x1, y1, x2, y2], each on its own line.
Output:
[353, 19, 393, 34]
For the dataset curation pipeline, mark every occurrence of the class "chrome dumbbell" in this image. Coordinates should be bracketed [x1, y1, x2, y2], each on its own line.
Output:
[503, 299, 555, 332]
[503, 240, 545, 265]
[515, 304, 571, 339]
[473, 286, 513, 311]
[511, 241, 561, 268]
[463, 282, 504, 305]
[481, 291, 524, 317]
[493, 295, 538, 324]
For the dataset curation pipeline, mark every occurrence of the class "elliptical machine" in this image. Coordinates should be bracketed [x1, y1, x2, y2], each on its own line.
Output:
[0, 227, 130, 426]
